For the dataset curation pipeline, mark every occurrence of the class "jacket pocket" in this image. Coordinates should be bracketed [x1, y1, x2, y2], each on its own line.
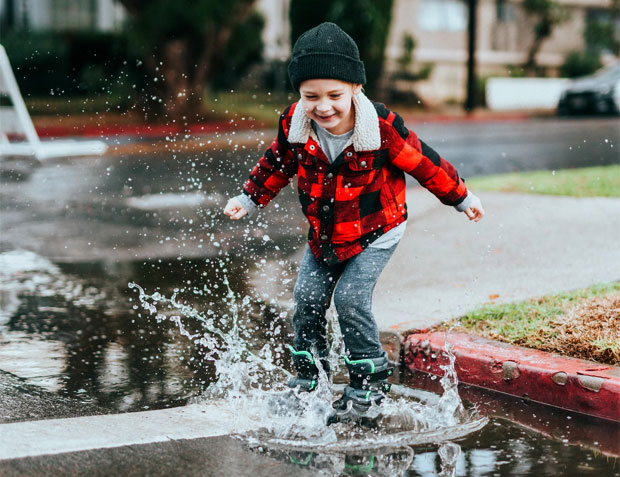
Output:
[346, 151, 386, 171]
[343, 151, 386, 187]
[297, 151, 319, 190]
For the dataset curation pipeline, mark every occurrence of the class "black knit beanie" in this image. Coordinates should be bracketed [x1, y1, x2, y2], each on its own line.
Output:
[288, 22, 366, 91]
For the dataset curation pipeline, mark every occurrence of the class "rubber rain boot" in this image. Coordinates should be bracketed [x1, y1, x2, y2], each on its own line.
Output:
[268, 346, 330, 418]
[287, 345, 330, 392]
[329, 353, 393, 425]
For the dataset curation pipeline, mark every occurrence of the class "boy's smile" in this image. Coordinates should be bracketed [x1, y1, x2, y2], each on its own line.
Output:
[299, 79, 362, 135]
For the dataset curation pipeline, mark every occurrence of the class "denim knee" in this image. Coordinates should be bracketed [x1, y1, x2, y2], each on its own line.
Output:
[333, 285, 370, 322]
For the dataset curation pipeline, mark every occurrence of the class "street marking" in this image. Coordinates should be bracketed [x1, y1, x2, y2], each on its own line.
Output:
[0, 403, 261, 460]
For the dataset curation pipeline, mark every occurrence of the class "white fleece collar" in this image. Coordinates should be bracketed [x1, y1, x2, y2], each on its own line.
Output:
[288, 91, 381, 151]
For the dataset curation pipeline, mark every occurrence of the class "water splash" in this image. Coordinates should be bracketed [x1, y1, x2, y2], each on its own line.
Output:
[129, 264, 287, 401]
[129, 273, 487, 455]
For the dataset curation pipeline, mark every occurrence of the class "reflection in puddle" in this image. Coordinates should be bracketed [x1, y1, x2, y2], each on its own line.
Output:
[261, 446, 417, 476]
[0, 333, 66, 391]
[0, 249, 290, 413]
[259, 417, 618, 476]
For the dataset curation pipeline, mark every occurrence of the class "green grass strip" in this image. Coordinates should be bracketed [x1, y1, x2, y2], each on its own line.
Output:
[467, 165, 620, 197]
[447, 282, 620, 347]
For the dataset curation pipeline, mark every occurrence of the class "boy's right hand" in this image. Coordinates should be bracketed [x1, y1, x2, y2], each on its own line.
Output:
[223, 198, 248, 220]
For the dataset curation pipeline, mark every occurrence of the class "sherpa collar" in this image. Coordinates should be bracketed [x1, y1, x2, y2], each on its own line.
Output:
[287, 91, 381, 151]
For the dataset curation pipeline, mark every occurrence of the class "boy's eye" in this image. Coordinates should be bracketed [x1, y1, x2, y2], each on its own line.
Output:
[304, 95, 317, 100]
[330, 94, 342, 99]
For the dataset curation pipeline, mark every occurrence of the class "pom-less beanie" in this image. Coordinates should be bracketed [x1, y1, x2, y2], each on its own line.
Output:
[288, 22, 366, 91]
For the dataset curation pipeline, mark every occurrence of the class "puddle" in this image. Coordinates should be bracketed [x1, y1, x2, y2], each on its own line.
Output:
[1, 248, 618, 475]
[0, 249, 293, 412]
[126, 278, 493, 471]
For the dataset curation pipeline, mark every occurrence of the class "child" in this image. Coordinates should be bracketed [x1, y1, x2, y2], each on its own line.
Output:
[224, 22, 484, 419]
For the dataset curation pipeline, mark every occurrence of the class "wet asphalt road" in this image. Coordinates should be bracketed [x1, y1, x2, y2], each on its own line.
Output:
[1, 116, 618, 264]
[408, 116, 619, 179]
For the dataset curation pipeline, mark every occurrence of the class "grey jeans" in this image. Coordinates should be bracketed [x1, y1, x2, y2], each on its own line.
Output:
[292, 243, 398, 360]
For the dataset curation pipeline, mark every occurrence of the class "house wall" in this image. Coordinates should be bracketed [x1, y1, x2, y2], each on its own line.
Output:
[1, 0, 125, 31]
[386, 0, 616, 103]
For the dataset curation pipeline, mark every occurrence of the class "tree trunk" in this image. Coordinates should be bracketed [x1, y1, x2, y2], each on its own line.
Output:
[161, 39, 204, 126]
[117, 0, 257, 126]
[524, 33, 546, 76]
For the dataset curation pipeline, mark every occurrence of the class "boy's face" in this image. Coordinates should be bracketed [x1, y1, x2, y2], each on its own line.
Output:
[299, 79, 362, 135]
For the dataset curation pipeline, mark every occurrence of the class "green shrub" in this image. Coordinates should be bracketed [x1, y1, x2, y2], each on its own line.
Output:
[2, 31, 144, 101]
[561, 50, 602, 78]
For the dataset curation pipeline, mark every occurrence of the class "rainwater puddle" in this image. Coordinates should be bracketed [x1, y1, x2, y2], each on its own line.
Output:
[0, 249, 617, 475]
[0, 249, 299, 412]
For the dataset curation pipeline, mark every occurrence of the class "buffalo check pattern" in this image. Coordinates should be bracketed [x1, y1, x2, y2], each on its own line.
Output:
[243, 93, 468, 265]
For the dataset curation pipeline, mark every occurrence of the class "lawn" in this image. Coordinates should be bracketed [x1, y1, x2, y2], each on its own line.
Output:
[440, 282, 620, 365]
[467, 165, 620, 197]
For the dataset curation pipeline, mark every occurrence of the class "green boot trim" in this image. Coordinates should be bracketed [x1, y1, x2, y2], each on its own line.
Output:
[288, 345, 315, 364]
[344, 355, 375, 373]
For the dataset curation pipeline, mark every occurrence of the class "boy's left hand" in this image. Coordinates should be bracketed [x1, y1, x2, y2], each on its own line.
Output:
[464, 196, 484, 222]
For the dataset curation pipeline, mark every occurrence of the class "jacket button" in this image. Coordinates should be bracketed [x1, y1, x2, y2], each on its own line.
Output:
[309, 145, 316, 151]
[297, 154, 303, 160]
[360, 161, 367, 167]
[326, 173, 333, 179]
[320, 234, 328, 240]
[346, 152, 353, 157]
[322, 205, 330, 211]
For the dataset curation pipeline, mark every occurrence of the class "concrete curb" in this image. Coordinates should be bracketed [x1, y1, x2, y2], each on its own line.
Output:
[403, 332, 620, 422]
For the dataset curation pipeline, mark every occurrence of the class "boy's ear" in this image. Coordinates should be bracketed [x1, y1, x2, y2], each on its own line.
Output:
[352, 83, 363, 95]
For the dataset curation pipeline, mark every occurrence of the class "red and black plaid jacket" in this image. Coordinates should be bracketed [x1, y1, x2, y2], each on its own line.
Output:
[243, 94, 468, 264]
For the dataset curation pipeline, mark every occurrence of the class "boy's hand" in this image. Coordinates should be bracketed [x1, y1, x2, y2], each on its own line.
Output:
[464, 196, 484, 222]
[224, 198, 248, 220]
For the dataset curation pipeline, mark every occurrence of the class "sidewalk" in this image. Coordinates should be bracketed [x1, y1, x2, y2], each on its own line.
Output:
[374, 188, 620, 332]
[375, 188, 620, 421]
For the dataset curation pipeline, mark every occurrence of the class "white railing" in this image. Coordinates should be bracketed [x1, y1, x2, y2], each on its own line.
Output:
[0, 44, 108, 160]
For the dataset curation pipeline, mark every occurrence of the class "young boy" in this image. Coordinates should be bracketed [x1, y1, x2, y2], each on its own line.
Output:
[224, 22, 484, 419]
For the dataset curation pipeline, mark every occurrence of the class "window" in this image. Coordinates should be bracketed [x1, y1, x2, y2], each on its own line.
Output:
[496, 0, 516, 22]
[419, 0, 467, 32]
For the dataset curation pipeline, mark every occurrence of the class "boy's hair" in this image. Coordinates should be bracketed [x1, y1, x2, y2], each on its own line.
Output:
[288, 22, 366, 91]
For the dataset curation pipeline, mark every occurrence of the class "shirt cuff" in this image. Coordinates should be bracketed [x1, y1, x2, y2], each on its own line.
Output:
[235, 193, 260, 218]
[453, 191, 476, 212]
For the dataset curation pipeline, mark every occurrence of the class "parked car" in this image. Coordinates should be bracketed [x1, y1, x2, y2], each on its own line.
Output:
[557, 64, 620, 115]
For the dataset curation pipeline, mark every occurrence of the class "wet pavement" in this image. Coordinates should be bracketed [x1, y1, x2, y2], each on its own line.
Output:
[1, 116, 619, 474]
[1, 374, 618, 476]
[1, 435, 321, 477]
[2, 429, 615, 477]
